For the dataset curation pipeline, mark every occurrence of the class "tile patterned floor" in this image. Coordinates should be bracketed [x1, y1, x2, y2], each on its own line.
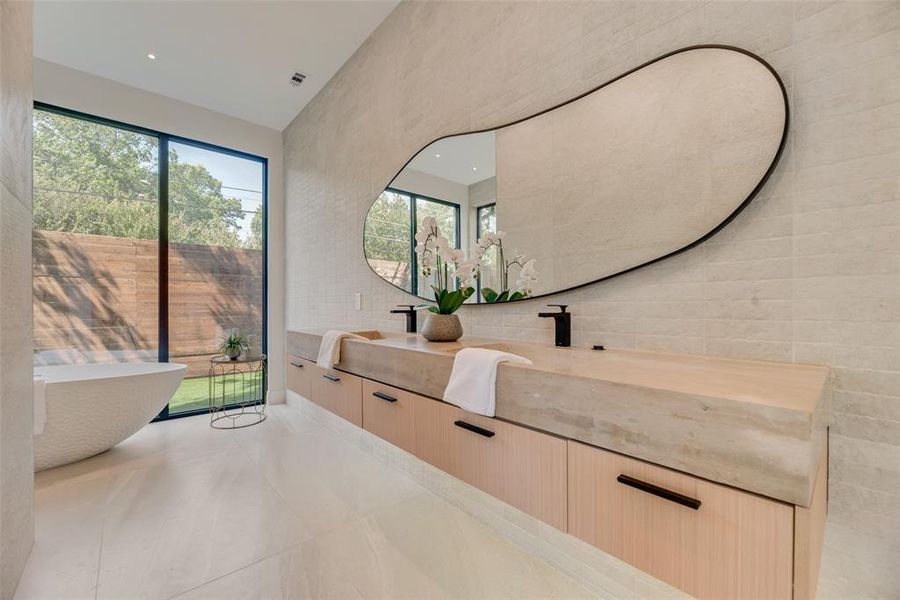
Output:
[15, 404, 899, 599]
[15, 406, 593, 599]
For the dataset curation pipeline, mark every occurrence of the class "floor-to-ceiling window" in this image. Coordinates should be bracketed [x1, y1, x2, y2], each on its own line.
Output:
[32, 104, 267, 419]
[32, 108, 160, 366]
[166, 141, 265, 415]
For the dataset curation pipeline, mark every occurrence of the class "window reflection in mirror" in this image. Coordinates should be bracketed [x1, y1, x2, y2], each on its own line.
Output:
[364, 190, 412, 292]
[364, 189, 462, 296]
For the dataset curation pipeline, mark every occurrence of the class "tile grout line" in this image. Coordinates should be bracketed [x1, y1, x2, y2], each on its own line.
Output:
[285, 398, 660, 599]
[155, 410, 414, 599]
[163, 543, 301, 600]
[92, 464, 120, 600]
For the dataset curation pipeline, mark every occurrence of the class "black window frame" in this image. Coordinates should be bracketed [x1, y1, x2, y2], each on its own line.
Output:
[385, 186, 461, 295]
[474, 203, 496, 302]
[33, 102, 268, 422]
[475, 202, 496, 240]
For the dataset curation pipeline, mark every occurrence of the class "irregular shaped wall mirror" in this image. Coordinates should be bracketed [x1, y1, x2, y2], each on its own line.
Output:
[364, 46, 788, 303]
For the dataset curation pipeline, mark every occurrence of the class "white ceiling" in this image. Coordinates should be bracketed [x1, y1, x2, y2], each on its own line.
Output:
[407, 131, 496, 186]
[34, 0, 399, 130]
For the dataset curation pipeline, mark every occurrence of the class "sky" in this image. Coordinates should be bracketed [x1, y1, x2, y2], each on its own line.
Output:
[172, 142, 263, 241]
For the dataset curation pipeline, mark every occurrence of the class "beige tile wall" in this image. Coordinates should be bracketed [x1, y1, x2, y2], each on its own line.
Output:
[0, 0, 33, 597]
[284, 1, 900, 539]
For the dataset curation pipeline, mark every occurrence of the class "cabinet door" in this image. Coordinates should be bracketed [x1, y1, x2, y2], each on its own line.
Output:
[310, 367, 363, 427]
[361, 380, 415, 453]
[413, 397, 567, 530]
[285, 355, 314, 399]
[567, 441, 793, 600]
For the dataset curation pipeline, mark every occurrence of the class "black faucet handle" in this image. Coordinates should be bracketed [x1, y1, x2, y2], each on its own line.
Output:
[390, 304, 416, 313]
[546, 304, 568, 313]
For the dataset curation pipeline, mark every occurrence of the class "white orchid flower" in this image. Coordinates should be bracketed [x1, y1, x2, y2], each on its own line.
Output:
[514, 258, 538, 296]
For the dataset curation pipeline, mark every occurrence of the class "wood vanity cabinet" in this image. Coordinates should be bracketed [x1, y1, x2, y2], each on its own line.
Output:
[285, 355, 315, 399]
[361, 380, 415, 453]
[309, 366, 363, 427]
[568, 440, 797, 600]
[412, 393, 568, 531]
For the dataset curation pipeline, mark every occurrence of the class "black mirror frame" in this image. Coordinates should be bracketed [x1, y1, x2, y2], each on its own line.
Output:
[363, 44, 790, 305]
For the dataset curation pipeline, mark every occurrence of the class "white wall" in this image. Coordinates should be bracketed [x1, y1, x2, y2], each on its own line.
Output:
[0, 2, 34, 597]
[34, 59, 287, 402]
[283, 1, 900, 542]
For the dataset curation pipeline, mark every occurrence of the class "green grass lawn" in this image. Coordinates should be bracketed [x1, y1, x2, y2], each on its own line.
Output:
[169, 373, 264, 414]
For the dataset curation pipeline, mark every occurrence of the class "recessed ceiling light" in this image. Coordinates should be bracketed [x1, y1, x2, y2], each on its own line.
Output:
[472, 166, 478, 171]
[435, 154, 441, 158]
[147, 53, 156, 60]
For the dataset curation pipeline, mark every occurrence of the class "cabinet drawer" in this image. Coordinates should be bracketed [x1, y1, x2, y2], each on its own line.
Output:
[285, 355, 314, 398]
[310, 367, 363, 427]
[568, 441, 793, 600]
[362, 380, 415, 453]
[413, 397, 567, 530]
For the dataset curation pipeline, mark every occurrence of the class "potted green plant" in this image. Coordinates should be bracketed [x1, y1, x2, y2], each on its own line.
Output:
[415, 216, 478, 342]
[218, 331, 250, 360]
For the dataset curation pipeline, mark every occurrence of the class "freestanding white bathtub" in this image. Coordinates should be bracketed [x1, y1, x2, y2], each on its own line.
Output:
[33, 362, 186, 471]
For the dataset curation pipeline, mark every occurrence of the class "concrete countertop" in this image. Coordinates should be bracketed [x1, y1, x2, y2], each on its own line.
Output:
[287, 329, 830, 507]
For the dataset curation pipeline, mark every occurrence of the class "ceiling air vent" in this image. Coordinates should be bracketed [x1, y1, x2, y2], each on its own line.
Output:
[290, 71, 307, 87]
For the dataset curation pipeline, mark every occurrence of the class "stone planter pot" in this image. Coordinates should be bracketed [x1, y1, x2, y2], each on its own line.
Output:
[421, 313, 463, 342]
[226, 348, 241, 360]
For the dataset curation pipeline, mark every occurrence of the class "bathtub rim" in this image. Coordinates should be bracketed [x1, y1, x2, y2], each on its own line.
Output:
[34, 362, 187, 385]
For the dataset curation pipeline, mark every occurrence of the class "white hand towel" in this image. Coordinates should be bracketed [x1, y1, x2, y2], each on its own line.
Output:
[34, 376, 48, 435]
[317, 330, 365, 369]
[443, 348, 533, 417]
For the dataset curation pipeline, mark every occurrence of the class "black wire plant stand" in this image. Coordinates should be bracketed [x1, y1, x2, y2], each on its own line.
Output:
[208, 354, 267, 429]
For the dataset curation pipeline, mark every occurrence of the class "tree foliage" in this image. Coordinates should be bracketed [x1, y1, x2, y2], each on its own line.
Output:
[364, 191, 411, 264]
[363, 190, 460, 294]
[33, 110, 262, 249]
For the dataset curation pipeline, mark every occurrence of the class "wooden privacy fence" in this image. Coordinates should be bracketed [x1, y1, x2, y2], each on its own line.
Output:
[33, 230, 263, 378]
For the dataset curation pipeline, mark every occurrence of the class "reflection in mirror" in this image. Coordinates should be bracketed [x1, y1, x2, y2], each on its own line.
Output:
[364, 46, 788, 304]
[365, 131, 494, 299]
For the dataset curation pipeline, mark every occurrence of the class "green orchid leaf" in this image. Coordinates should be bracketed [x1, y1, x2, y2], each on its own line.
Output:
[445, 293, 466, 314]
[481, 288, 498, 303]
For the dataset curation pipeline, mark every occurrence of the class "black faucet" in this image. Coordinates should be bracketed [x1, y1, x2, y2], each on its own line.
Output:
[538, 304, 571, 347]
[390, 304, 418, 333]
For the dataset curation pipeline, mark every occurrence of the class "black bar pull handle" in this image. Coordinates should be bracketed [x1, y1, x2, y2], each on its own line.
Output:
[616, 474, 701, 510]
[322, 373, 341, 382]
[290, 361, 304, 368]
[372, 391, 397, 403]
[454, 420, 495, 438]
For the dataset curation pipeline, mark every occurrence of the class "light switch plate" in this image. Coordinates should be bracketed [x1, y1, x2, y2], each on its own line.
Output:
[355, 292, 361, 311]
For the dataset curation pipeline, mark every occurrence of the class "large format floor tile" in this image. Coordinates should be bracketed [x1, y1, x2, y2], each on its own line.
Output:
[177, 493, 593, 600]
[17, 403, 897, 599]
[16, 406, 593, 600]
[95, 449, 313, 599]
